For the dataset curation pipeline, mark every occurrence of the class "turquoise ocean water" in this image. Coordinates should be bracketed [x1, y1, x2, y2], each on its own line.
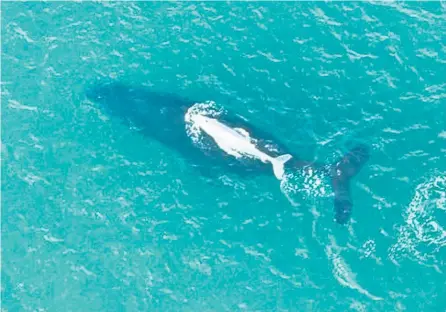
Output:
[2, 2, 446, 311]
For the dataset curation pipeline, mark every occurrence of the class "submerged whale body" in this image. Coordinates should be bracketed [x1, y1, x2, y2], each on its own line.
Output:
[86, 82, 370, 224]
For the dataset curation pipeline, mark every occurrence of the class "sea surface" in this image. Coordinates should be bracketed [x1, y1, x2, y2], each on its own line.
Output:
[2, 2, 446, 311]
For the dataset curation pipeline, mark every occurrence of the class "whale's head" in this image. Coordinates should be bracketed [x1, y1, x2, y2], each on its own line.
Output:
[86, 82, 193, 125]
[86, 83, 145, 119]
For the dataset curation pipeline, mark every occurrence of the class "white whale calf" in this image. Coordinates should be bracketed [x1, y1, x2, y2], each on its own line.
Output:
[190, 113, 292, 180]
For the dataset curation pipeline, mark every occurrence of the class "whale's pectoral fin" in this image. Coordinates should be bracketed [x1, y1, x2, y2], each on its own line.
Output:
[271, 154, 293, 180]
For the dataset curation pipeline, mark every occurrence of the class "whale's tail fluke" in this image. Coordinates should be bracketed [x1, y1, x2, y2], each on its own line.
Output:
[330, 144, 370, 224]
[272, 154, 293, 180]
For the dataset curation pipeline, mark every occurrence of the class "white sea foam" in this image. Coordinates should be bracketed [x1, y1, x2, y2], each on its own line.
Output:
[326, 235, 383, 301]
[390, 171, 446, 272]
[280, 166, 333, 207]
[184, 101, 224, 147]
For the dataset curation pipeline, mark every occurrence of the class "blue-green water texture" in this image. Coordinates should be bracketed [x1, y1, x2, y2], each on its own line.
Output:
[2, 2, 446, 311]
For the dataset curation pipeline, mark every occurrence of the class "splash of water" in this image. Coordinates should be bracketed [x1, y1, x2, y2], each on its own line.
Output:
[184, 101, 224, 147]
[390, 171, 446, 272]
[279, 165, 334, 207]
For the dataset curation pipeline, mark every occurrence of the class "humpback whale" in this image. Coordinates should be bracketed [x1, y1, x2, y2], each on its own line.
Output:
[86, 82, 370, 224]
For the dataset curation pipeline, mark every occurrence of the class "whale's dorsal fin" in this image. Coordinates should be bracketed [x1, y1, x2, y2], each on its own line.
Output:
[234, 127, 250, 138]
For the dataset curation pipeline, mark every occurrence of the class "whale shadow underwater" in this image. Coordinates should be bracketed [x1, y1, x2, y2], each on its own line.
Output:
[86, 82, 370, 224]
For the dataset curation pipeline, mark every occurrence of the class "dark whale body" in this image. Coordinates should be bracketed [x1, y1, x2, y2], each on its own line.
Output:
[86, 82, 370, 224]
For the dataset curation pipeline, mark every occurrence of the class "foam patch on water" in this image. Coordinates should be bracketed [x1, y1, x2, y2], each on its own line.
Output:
[184, 101, 224, 147]
[279, 165, 333, 207]
[326, 235, 383, 301]
[390, 171, 446, 271]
